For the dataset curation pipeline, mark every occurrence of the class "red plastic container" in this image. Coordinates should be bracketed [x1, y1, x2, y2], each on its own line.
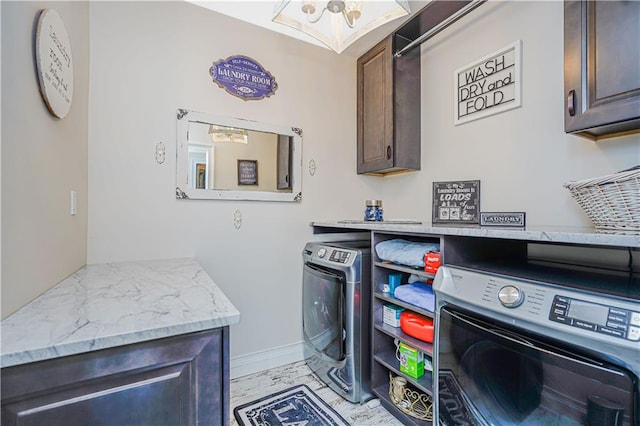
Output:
[400, 311, 434, 343]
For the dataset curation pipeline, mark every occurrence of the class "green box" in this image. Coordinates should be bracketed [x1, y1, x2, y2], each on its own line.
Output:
[399, 342, 424, 379]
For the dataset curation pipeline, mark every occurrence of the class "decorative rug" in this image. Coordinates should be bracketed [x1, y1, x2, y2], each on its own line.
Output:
[233, 384, 350, 426]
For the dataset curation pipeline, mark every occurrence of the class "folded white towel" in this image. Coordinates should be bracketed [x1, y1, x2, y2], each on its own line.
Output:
[375, 239, 440, 268]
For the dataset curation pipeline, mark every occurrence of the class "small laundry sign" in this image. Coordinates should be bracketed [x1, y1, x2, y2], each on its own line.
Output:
[209, 55, 278, 101]
[480, 212, 526, 228]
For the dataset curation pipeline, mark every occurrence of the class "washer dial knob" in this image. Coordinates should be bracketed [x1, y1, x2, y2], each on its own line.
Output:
[498, 285, 524, 308]
[317, 248, 327, 258]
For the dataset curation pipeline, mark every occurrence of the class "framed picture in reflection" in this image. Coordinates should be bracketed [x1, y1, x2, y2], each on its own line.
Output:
[238, 160, 258, 186]
[196, 163, 206, 189]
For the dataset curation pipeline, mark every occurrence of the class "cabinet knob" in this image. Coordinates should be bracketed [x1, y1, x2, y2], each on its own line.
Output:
[567, 90, 576, 116]
[386, 145, 392, 160]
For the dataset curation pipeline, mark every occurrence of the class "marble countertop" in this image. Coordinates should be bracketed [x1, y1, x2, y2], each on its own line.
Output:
[311, 220, 640, 247]
[1, 258, 240, 368]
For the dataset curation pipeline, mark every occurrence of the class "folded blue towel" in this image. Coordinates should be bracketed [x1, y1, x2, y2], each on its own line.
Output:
[375, 239, 440, 268]
[393, 282, 435, 312]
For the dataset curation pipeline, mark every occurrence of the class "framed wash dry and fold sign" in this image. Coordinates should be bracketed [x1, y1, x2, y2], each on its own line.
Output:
[454, 41, 522, 125]
[432, 180, 480, 225]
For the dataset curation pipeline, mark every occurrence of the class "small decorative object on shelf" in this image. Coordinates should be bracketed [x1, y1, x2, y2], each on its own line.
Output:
[364, 199, 384, 221]
[388, 373, 433, 421]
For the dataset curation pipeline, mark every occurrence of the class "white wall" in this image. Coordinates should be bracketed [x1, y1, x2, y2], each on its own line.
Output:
[87, 1, 371, 363]
[378, 1, 639, 223]
[0, 0, 637, 367]
[84, 0, 638, 373]
[1, 1, 89, 318]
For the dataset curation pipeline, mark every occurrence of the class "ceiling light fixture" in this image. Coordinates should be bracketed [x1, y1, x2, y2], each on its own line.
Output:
[209, 125, 249, 144]
[272, 0, 410, 54]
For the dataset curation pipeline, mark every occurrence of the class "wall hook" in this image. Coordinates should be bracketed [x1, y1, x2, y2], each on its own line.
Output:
[233, 209, 243, 230]
[155, 142, 166, 164]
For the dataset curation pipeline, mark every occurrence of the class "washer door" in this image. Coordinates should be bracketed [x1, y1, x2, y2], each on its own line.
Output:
[437, 307, 637, 426]
[302, 263, 345, 362]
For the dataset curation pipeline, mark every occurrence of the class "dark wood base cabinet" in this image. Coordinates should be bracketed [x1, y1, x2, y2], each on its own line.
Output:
[1, 328, 228, 426]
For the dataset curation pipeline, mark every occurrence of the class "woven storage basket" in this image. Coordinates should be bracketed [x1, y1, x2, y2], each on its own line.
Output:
[564, 167, 640, 233]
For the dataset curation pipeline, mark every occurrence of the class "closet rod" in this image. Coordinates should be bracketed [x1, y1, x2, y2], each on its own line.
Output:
[394, 0, 486, 58]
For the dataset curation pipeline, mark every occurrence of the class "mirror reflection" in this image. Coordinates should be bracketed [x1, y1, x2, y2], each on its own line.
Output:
[176, 109, 302, 202]
[187, 122, 291, 192]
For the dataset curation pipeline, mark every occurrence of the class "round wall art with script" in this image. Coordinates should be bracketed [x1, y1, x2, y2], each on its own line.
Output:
[35, 9, 74, 119]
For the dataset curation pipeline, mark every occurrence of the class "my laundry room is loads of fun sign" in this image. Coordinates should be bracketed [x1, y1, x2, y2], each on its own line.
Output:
[432, 180, 480, 225]
[454, 41, 522, 125]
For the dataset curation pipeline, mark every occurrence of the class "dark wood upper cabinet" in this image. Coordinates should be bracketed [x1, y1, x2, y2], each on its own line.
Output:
[356, 1, 482, 175]
[357, 34, 420, 175]
[564, 0, 640, 139]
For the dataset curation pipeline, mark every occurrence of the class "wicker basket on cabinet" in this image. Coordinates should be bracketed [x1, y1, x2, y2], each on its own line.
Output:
[564, 166, 640, 233]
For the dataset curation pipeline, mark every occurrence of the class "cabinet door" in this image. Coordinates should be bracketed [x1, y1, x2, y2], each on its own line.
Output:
[277, 134, 291, 190]
[1, 329, 228, 426]
[564, 0, 640, 138]
[357, 37, 394, 174]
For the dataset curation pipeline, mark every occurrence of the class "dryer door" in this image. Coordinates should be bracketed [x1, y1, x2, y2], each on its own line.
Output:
[303, 263, 345, 362]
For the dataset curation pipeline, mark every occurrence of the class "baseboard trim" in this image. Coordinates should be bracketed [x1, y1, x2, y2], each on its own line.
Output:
[230, 341, 306, 380]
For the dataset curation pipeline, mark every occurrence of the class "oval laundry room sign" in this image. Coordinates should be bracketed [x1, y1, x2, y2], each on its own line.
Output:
[35, 9, 74, 119]
[209, 55, 278, 101]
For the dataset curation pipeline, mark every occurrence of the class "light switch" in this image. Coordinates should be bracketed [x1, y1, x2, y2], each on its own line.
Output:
[70, 190, 77, 216]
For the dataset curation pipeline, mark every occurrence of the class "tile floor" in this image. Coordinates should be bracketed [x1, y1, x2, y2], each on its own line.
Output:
[229, 360, 404, 425]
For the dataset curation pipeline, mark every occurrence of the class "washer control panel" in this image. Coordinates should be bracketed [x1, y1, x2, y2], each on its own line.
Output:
[549, 295, 640, 342]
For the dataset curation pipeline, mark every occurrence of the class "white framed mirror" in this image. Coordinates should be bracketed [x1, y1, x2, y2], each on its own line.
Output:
[176, 109, 302, 202]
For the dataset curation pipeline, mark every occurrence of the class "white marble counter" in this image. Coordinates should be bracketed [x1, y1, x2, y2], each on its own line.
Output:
[311, 220, 640, 247]
[1, 258, 240, 368]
